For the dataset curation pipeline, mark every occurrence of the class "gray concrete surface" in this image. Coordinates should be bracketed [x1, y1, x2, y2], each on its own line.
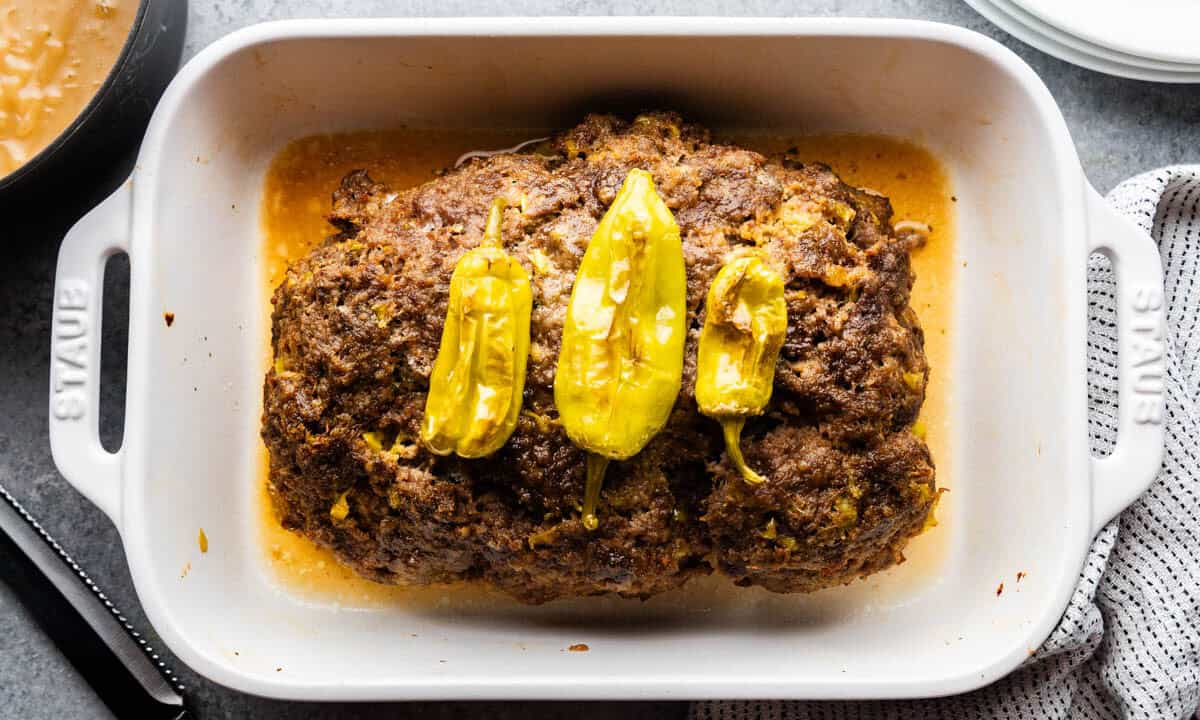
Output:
[1, 1, 1198, 718]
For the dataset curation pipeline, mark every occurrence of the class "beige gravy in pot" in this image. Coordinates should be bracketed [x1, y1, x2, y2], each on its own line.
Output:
[0, 0, 137, 176]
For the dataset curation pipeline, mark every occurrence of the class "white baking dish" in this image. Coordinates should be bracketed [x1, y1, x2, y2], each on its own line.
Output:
[47, 18, 1166, 700]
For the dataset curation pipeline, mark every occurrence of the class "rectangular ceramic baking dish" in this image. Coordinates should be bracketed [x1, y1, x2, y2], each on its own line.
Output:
[47, 18, 1166, 700]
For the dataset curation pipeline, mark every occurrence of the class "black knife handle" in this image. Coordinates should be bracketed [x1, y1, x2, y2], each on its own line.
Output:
[0, 487, 187, 720]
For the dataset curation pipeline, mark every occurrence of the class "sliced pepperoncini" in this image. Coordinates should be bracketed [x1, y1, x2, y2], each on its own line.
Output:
[554, 169, 687, 530]
[696, 255, 788, 484]
[421, 198, 533, 458]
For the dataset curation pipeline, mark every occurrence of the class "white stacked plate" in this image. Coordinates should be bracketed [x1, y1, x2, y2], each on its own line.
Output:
[965, 0, 1200, 82]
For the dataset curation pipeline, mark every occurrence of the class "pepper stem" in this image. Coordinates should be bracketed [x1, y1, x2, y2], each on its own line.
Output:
[582, 454, 610, 531]
[483, 197, 507, 248]
[722, 418, 766, 485]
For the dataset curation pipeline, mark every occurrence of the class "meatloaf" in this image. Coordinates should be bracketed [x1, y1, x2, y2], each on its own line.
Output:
[261, 112, 937, 604]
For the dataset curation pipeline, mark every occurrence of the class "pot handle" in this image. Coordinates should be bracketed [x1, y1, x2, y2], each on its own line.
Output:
[1086, 185, 1166, 534]
[48, 180, 131, 528]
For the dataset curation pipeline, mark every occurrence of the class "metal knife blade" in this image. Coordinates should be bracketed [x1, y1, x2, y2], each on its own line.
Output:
[0, 482, 188, 719]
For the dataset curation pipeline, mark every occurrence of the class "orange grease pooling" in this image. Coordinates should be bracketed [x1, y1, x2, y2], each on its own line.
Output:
[261, 130, 536, 288]
[258, 129, 956, 609]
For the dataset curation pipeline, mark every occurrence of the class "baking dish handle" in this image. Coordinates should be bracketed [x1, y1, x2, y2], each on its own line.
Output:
[1086, 185, 1166, 534]
[48, 180, 131, 528]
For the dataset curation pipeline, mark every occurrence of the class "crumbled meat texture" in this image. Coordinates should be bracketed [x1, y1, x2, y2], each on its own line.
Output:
[261, 113, 936, 604]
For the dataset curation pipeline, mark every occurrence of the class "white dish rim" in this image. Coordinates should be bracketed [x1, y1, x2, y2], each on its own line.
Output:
[46, 16, 1167, 701]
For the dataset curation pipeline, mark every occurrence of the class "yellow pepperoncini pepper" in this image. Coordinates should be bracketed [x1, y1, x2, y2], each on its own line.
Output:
[554, 169, 687, 530]
[696, 254, 788, 484]
[420, 198, 533, 458]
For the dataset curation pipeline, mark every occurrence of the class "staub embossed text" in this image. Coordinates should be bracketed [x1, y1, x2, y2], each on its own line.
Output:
[53, 279, 89, 421]
[1131, 286, 1165, 425]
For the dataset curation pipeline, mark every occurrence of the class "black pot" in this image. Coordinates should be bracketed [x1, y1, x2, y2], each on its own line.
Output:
[0, 0, 187, 208]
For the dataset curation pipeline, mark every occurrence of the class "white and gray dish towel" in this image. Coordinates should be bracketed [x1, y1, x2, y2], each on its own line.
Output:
[690, 167, 1200, 720]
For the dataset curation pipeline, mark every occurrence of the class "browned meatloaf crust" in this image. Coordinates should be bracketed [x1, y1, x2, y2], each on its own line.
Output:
[261, 112, 937, 604]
